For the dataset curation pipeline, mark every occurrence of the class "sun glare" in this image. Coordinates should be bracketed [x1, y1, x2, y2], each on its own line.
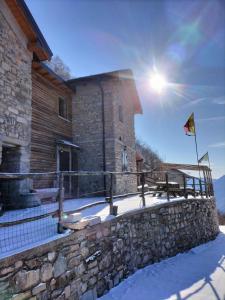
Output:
[150, 72, 167, 94]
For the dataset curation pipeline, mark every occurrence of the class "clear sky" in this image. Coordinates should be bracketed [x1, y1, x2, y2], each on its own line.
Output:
[25, 0, 225, 178]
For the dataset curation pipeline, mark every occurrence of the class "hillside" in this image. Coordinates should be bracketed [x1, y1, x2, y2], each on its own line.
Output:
[214, 175, 225, 213]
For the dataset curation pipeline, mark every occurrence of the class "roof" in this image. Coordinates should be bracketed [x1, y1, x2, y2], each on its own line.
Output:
[67, 69, 142, 114]
[162, 163, 211, 172]
[168, 168, 195, 178]
[57, 140, 80, 149]
[6, 0, 52, 61]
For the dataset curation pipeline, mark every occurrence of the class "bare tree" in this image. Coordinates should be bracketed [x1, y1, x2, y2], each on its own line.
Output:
[45, 55, 71, 80]
[136, 139, 162, 171]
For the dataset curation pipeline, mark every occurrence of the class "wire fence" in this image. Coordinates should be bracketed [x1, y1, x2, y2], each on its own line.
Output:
[0, 169, 214, 256]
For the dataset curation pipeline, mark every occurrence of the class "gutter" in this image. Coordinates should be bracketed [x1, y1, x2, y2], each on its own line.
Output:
[96, 80, 106, 196]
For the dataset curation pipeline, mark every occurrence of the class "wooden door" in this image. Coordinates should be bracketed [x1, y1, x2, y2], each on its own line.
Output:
[71, 151, 78, 196]
[59, 150, 70, 195]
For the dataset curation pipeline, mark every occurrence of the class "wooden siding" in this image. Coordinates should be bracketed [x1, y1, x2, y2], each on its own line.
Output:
[31, 70, 73, 189]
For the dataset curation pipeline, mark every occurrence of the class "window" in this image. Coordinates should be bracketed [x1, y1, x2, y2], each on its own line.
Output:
[58, 97, 68, 119]
[122, 146, 128, 171]
[119, 105, 123, 123]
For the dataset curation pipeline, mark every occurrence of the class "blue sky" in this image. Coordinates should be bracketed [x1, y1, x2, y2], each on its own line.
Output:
[25, 0, 225, 178]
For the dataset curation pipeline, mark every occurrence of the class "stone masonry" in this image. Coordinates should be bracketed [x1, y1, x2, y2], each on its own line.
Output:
[0, 198, 219, 300]
[0, 1, 32, 205]
[69, 70, 141, 196]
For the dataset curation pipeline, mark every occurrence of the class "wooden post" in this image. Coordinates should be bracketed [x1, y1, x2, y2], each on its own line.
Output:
[109, 173, 114, 215]
[58, 172, 64, 234]
[193, 177, 196, 198]
[183, 174, 187, 199]
[199, 178, 203, 197]
[207, 170, 212, 196]
[141, 173, 146, 207]
[165, 172, 169, 201]
[209, 169, 214, 196]
[203, 170, 208, 198]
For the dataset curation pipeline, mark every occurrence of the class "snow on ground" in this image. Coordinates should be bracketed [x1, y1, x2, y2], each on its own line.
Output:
[0, 194, 200, 258]
[99, 226, 225, 300]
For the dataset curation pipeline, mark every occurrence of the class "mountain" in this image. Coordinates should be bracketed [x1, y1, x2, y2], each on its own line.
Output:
[214, 175, 225, 213]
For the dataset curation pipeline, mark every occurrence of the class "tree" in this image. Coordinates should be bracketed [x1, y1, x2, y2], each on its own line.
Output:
[45, 55, 72, 80]
[136, 139, 162, 171]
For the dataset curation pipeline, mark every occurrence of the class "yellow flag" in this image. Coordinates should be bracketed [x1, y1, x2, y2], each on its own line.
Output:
[184, 113, 195, 135]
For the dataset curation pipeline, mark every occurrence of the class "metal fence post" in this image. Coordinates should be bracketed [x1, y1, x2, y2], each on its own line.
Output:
[141, 173, 146, 207]
[165, 172, 169, 202]
[58, 172, 64, 234]
[109, 173, 114, 215]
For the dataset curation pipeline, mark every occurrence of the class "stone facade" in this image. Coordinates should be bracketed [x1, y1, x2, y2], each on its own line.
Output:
[69, 71, 141, 196]
[0, 1, 33, 206]
[0, 198, 219, 299]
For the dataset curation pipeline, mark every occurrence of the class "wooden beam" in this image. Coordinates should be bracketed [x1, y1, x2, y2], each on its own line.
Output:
[162, 163, 210, 172]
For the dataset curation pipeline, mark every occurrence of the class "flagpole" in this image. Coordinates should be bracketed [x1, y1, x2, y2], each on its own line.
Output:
[193, 119, 202, 186]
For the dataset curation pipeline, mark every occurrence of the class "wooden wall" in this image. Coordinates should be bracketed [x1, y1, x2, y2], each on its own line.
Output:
[31, 70, 73, 189]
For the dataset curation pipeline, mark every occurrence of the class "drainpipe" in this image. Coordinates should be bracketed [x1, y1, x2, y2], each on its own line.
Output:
[96, 79, 106, 196]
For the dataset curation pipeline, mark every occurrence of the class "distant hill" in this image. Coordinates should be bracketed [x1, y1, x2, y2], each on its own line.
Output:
[214, 175, 225, 213]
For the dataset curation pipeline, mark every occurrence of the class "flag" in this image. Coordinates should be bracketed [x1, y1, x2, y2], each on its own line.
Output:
[184, 113, 195, 135]
[198, 152, 209, 164]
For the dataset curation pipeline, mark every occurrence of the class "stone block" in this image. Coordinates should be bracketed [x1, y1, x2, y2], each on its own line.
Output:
[32, 283, 46, 295]
[81, 288, 97, 300]
[40, 263, 53, 282]
[48, 252, 56, 262]
[84, 216, 101, 227]
[11, 291, 31, 300]
[15, 270, 40, 291]
[64, 285, 71, 299]
[53, 254, 67, 278]
[62, 218, 89, 230]
[62, 212, 82, 223]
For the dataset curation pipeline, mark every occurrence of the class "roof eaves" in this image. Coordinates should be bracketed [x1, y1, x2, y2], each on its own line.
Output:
[6, 0, 53, 60]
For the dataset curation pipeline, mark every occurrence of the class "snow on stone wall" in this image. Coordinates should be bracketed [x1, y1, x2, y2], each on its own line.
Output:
[0, 198, 219, 300]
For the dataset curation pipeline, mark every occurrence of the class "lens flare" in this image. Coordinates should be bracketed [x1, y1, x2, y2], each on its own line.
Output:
[149, 72, 167, 94]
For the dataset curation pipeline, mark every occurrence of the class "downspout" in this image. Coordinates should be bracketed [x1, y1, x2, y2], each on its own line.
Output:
[96, 80, 106, 196]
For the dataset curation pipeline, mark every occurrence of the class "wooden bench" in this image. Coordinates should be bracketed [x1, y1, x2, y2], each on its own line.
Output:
[34, 188, 59, 202]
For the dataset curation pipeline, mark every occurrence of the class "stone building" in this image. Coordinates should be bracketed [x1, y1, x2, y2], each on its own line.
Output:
[0, 0, 52, 207]
[0, 0, 142, 206]
[68, 71, 142, 195]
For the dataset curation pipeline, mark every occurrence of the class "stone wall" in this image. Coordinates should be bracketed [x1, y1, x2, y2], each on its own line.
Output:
[0, 198, 219, 300]
[71, 82, 106, 196]
[0, 1, 32, 204]
[70, 74, 138, 196]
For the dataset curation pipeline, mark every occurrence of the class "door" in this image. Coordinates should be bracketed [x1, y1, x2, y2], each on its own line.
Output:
[58, 147, 78, 197]
[71, 151, 78, 196]
[59, 149, 70, 195]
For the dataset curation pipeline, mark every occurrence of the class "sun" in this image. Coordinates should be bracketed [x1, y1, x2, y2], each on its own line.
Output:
[149, 72, 167, 94]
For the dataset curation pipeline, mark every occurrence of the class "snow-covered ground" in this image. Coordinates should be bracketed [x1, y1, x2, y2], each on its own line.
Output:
[99, 226, 225, 300]
[0, 194, 203, 258]
[214, 175, 225, 214]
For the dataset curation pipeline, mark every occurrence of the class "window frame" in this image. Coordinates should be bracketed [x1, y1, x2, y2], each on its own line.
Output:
[58, 97, 68, 120]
